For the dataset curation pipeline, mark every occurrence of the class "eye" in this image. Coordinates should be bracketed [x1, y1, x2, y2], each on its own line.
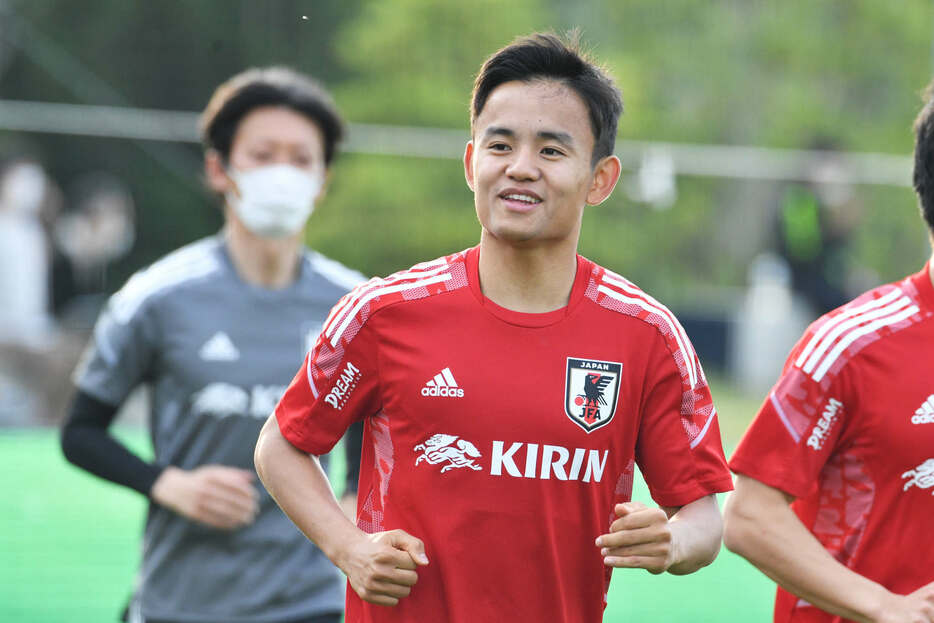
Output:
[292, 155, 312, 168]
[541, 147, 565, 157]
[250, 150, 273, 163]
[489, 142, 511, 152]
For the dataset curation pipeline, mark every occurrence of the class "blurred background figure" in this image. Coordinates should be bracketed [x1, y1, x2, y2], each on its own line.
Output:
[0, 157, 55, 346]
[733, 140, 871, 394]
[59, 66, 361, 623]
[53, 172, 136, 328]
[0, 156, 84, 425]
[774, 138, 865, 316]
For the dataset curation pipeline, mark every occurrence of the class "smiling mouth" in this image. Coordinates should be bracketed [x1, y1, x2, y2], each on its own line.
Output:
[499, 192, 542, 207]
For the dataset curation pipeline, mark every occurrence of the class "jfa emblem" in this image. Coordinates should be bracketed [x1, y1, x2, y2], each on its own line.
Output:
[565, 357, 622, 433]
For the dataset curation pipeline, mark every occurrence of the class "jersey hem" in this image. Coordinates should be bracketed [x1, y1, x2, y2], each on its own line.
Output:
[649, 475, 734, 507]
[139, 606, 344, 623]
[276, 408, 338, 456]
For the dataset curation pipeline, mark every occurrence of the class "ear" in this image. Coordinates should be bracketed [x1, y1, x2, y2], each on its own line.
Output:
[463, 141, 476, 192]
[204, 149, 233, 195]
[586, 155, 622, 206]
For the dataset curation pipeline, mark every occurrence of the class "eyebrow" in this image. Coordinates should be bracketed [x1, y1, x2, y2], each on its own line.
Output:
[482, 126, 575, 149]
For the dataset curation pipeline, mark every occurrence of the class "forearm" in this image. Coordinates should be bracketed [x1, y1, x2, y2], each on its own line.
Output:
[724, 477, 891, 622]
[254, 415, 363, 567]
[60, 390, 163, 495]
[664, 494, 722, 575]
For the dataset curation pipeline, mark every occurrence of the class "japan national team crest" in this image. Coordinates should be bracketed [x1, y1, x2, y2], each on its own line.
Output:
[565, 357, 622, 433]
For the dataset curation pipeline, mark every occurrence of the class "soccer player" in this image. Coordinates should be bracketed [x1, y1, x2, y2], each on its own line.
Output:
[60, 67, 364, 623]
[255, 33, 733, 622]
[723, 82, 934, 623]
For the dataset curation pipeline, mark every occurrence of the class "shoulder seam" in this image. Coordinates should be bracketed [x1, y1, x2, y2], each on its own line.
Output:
[793, 285, 921, 382]
[321, 257, 464, 347]
[110, 239, 222, 323]
[595, 269, 699, 389]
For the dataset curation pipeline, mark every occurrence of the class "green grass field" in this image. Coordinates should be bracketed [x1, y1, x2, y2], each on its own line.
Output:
[0, 380, 776, 622]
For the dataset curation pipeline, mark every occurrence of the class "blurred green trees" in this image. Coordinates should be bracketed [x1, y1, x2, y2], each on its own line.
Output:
[1, 0, 931, 300]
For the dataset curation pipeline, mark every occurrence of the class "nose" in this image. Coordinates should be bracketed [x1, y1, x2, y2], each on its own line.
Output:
[505, 146, 539, 181]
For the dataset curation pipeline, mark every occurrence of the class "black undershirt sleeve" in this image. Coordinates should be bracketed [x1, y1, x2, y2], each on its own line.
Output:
[60, 390, 164, 496]
[342, 420, 363, 495]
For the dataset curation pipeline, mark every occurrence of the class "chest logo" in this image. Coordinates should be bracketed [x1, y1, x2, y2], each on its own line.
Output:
[565, 358, 622, 433]
[902, 458, 934, 493]
[421, 367, 464, 398]
[198, 331, 239, 362]
[414, 434, 482, 473]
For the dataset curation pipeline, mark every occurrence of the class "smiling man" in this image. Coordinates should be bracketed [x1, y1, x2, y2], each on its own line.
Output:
[255, 33, 733, 622]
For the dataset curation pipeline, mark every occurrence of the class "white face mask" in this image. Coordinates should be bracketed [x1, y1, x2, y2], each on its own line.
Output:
[226, 164, 323, 238]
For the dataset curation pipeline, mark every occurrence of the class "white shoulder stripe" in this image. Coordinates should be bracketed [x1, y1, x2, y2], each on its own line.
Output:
[111, 254, 220, 323]
[307, 252, 367, 290]
[601, 274, 696, 365]
[306, 357, 320, 399]
[597, 283, 698, 388]
[769, 391, 801, 442]
[322, 263, 452, 338]
[600, 274, 698, 388]
[139, 238, 217, 276]
[689, 407, 717, 449]
[795, 288, 902, 368]
[811, 304, 919, 382]
[412, 256, 450, 270]
[328, 272, 452, 346]
[801, 295, 912, 374]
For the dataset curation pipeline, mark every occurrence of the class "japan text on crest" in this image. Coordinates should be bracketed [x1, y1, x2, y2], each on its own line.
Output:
[564, 357, 622, 433]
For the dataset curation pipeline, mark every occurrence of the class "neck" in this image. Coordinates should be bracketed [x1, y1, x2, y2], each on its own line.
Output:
[223, 217, 302, 289]
[477, 231, 578, 313]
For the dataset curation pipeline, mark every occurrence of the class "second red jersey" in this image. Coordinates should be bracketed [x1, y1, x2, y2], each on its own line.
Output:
[277, 247, 732, 622]
[730, 264, 934, 623]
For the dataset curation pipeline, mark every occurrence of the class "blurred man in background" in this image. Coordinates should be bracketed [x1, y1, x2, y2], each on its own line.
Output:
[60, 67, 364, 623]
[0, 157, 83, 425]
[774, 138, 863, 316]
[52, 172, 136, 326]
[724, 83, 934, 623]
[0, 157, 54, 346]
[256, 33, 731, 622]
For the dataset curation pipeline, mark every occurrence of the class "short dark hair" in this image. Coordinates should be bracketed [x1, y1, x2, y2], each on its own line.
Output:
[199, 67, 344, 167]
[471, 32, 623, 165]
[914, 79, 934, 233]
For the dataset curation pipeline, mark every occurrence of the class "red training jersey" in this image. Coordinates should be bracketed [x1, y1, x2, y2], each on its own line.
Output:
[276, 246, 732, 622]
[730, 264, 934, 623]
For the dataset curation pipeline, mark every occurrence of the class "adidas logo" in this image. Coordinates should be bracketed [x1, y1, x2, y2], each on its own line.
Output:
[912, 394, 934, 424]
[421, 367, 464, 398]
[199, 331, 240, 362]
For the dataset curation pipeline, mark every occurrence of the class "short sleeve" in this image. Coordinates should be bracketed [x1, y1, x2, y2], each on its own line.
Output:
[73, 288, 158, 407]
[636, 331, 733, 507]
[275, 310, 382, 456]
[729, 331, 852, 499]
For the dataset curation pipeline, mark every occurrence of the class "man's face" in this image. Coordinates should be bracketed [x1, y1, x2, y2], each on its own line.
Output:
[465, 79, 615, 248]
[228, 106, 326, 176]
[206, 105, 327, 195]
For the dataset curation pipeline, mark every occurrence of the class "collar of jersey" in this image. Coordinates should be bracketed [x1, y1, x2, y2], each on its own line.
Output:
[465, 245, 589, 328]
[217, 234, 310, 299]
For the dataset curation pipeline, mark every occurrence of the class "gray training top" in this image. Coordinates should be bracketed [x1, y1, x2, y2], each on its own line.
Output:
[75, 236, 364, 623]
